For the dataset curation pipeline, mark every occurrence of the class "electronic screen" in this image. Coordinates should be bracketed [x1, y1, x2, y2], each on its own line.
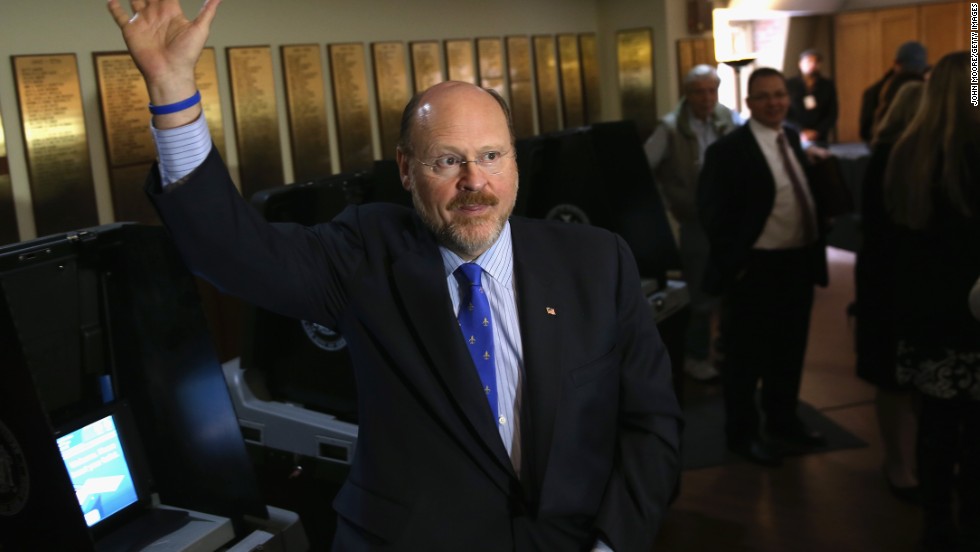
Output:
[56, 412, 139, 527]
[53, 401, 152, 538]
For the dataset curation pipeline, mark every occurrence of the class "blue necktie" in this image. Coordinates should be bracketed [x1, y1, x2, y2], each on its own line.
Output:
[455, 263, 498, 419]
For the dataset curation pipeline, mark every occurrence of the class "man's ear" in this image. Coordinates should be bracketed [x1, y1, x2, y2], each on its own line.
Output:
[396, 148, 412, 191]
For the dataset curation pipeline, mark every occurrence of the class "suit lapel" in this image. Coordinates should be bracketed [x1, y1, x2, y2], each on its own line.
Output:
[390, 227, 515, 482]
[510, 220, 562, 499]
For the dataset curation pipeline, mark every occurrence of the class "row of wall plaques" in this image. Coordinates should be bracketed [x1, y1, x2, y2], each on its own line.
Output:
[2, 33, 607, 240]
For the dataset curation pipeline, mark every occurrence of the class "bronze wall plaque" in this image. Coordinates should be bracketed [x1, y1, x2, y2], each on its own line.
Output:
[227, 46, 285, 200]
[281, 44, 333, 181]
[328, 43, 374, 172]
[533, 35, 561, 133]
[196, 47, 227, 160]
[371, 42, 411, 159]
[617, 28, 658, 138]
[558, 34, 585, 128]
[92, 49, 223, 224]
[445, 39, 476, 84]
[579, 33, 602, 124]
[506, 36, 535, 138]
[477, 37, 506, 98]
[0, 109, 18, 244]
[410, 41, 444, 93]
[12, 54, 98, 237]
[94, 53, 154, 167]
[109, 163, 156, 223]
[93, 51, 159, 224]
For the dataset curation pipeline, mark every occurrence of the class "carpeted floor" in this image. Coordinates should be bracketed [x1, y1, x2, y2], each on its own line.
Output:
[680, 384, 867, 470]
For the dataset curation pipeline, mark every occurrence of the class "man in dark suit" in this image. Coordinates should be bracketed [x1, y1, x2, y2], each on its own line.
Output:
[107, 0, 682, 550]
[698, 67, 829, 467]
[786, 49, 838, 146]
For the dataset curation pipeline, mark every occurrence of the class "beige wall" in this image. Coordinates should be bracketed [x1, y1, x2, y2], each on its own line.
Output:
[0, 0, 734, 242]
[3, 0, 648, 240]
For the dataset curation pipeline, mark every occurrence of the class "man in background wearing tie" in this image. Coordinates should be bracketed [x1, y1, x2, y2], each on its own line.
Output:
[106, 0, 682, 550]
[698, 67, 829, 467]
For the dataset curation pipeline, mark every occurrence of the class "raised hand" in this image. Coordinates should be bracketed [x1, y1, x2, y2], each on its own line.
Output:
[107, 0, 220, 127]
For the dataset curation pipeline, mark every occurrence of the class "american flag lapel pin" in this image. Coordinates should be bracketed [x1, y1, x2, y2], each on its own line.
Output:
[545, 307, 556, 316]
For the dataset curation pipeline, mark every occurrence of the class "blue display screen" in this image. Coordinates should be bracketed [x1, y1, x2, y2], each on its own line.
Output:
[56, 414, 139, 527]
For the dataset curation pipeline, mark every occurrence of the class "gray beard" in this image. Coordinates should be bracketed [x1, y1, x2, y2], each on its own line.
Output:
[410, 186, 514, 258]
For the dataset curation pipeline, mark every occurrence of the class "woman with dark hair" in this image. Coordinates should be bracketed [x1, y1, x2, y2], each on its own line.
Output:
[884, 51, 980, 551]
[855, 81, 924, 503]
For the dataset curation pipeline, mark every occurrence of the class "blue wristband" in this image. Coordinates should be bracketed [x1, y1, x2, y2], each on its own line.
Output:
[148, 90, 202, 115]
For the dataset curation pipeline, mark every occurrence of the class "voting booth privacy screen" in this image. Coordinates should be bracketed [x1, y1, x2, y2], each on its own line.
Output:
[0, 223, 266, 550]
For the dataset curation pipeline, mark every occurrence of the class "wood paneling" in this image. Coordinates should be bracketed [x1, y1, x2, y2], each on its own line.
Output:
[877, 7, 919, 74]
[919, 2, 968, 65]
[834, 12, 877, 143]
[833, 2, 967, 143]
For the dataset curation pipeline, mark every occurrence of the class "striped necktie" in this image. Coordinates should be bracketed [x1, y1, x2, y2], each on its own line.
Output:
[777, 132, 818, 243]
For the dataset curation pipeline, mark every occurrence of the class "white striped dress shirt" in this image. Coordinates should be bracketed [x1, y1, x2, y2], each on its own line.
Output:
[151, 114, 212, 187]
[441, 224, 524, 467]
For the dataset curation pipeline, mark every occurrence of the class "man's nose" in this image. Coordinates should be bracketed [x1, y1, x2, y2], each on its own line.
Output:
[457, 161, 488, 190]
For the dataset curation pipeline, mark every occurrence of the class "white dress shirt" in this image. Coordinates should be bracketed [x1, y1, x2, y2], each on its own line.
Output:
[747, 119, 817, 249]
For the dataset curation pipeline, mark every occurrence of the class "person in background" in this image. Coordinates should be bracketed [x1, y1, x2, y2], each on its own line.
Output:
[786, 49, 838, 146]
[698, 67, 830, 467]
[644, 64, 741, 383]
[859, 41, 928, 143]
[106, 0, 683, 550]
[884, 51, 980, 552]
[854, 81, 924, 504]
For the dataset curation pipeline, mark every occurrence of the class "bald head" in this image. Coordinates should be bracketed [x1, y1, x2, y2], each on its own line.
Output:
[397, 81, 515, 155]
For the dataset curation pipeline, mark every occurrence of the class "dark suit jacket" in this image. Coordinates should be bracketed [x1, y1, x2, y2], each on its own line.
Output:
[696, 124, 829, 295]
[148, 149, 682, 552]
[786, 74, 838, 143]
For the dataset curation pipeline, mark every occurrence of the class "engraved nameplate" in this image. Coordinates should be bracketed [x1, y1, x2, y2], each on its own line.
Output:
[533, 35, 561, 133]
[329, 43, 374, 172]
[282, 44, 333, 181]
[372, 42, 411, 159]
[410, 41, 444, 93]
[13, 54, 98, 236]
[579, 33, 601, 124]
[617, 28, 658, 138]
[445, 39, 476, 84]
[227, 46, 285, 199]
[558, 34, 585, 128]
[506, 36, 535, 138]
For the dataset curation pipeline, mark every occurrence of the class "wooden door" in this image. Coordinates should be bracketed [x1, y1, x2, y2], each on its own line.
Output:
[834, 11, 879, 143]
[919, 2, 969, 66]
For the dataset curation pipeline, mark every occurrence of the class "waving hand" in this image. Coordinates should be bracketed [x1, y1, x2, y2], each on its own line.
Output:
[107, 0, 220, 128]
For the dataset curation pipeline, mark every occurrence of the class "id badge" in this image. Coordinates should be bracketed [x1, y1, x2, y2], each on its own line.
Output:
[804, 95, 817, 110]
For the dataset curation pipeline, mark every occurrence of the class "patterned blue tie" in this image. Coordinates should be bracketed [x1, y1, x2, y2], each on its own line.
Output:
[455, 263, 498, 419]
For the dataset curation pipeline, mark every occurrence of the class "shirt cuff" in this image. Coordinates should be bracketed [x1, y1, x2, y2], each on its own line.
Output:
[150, 114, 212, 189]
[592, 539, 614, 552]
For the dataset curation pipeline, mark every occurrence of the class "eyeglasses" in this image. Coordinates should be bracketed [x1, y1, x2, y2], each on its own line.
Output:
[415, 150, 512, 179]
[747, 91, 789, 102]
